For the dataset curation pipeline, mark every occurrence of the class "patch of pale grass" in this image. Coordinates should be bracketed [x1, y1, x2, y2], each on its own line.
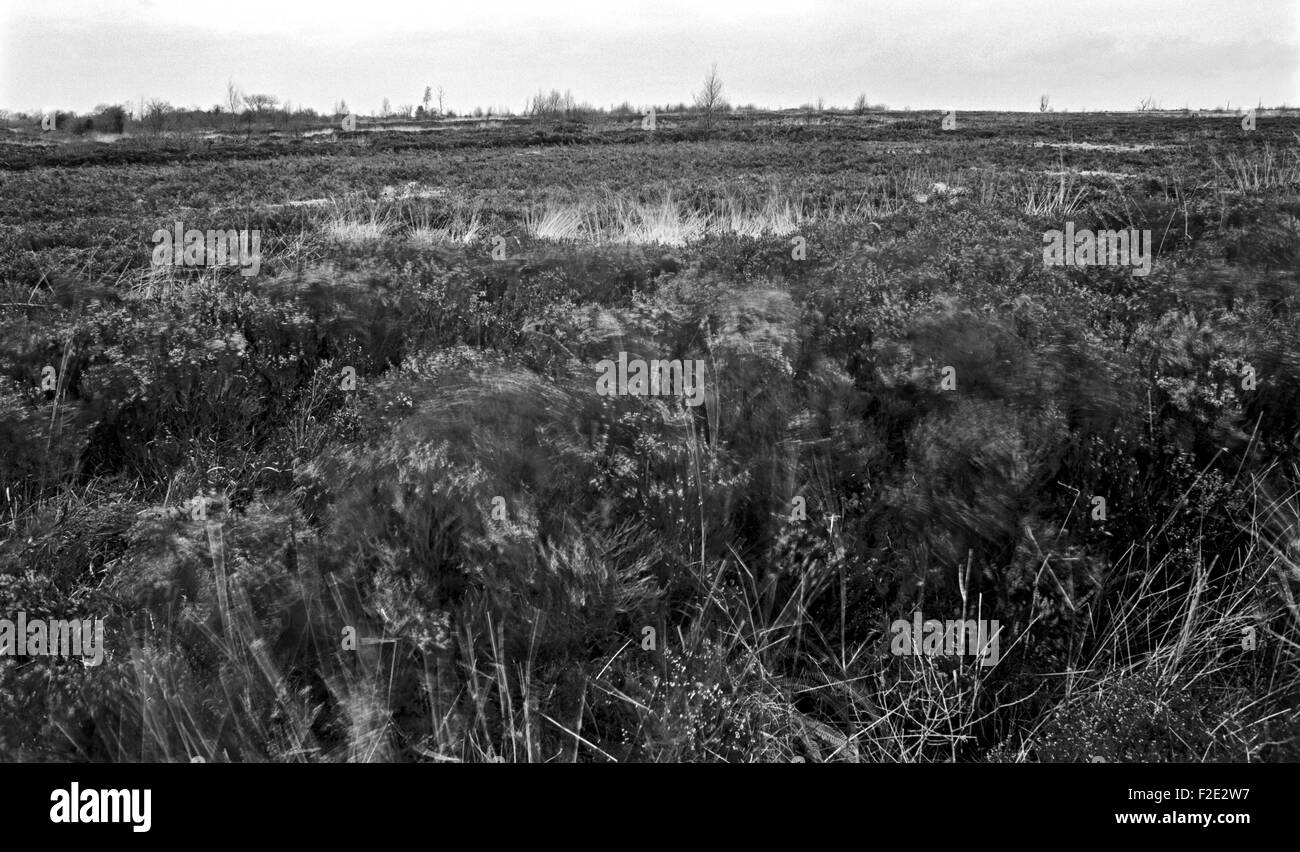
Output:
[407, 199, 484, 246]
[520, 185, 903, 248]
[611, 194, 708, 246]
[1020, 170, 1087, 217]
[325, 219, 388, 246]
[321, 196, 393, 246]
[1033, 140, 1163, 153]
[1215, 143, 1300, 192]
[716, 191, 806, 237]
[524, 202, 590, 241]
[380, 181, 446, 202]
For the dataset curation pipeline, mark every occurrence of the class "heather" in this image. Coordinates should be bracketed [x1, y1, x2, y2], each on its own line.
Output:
[1, 110, 1298, 761]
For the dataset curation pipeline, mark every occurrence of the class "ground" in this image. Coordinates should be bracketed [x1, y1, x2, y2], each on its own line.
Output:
[0, 108, 1298, 762]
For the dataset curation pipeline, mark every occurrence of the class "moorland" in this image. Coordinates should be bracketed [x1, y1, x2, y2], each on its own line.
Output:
[1, 106, 1298, 762]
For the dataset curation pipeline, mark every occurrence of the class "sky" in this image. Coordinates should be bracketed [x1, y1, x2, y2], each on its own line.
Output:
[2, 0, 1297, 115]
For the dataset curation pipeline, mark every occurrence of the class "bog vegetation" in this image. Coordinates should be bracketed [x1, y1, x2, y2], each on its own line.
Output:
[1, 104, 1298, 762]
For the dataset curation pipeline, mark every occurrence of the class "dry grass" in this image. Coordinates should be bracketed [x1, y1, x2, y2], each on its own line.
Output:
[321, 196, 393, 246]
[1019, 169, 1088, 217]
[611, 193, 710, 245]
[524, 202, 593, 242]
[522, 189, 878, 246]
[406, 198, 484, 246]
[1215, 143, 1300, 192]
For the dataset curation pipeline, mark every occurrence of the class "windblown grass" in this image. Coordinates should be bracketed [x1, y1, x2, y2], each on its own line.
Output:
[522, 189, 869, 246]
[321, 195, 393, 246]
[1215, 143, 1300, 192]
[406, 198, 484, 246]
[1019, 169, 1088, 217]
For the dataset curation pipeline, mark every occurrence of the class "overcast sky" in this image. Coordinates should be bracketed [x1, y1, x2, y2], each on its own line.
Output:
[2, 0, 1296, 115]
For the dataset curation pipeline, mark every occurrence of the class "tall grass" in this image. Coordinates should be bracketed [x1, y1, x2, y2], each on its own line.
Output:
[321, 196, 393, 246]
[1019, 169, 1088, 217]
[1214, 143, 1300, 192]
[521, 189, 866, 246]
[406, 198, 484, 246]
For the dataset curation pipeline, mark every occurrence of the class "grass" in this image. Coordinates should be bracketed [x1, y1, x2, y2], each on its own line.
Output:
[406, 198, 485, 246]
[2, 110, 1299, 763]
[322, 196, 393, 246]
[1019, 168, 1088, 217]
[524, 202, 591, 242]
[1214, 143, 1300, 192]
[520, 189, 870, 246]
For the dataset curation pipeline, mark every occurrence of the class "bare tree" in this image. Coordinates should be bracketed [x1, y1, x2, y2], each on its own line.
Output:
[381, 97, 391, 117]
[226, 79, 242, 127]
[422, 86, 433, 114]
[144, 98, 172, 134]
[694, 62, 727, 127]
[854, 93, 869, 114]
[1040, 93, 1050, 113]
[243, 93, 279, 113]
[526, 89, 578, 118]
[437, 86, 445, 115]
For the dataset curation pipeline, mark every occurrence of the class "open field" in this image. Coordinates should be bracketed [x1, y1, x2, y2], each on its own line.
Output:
[2, 108, 1299, 762]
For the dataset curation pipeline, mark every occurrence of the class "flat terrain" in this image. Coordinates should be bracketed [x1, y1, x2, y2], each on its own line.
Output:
[1, 109, 1298, 762]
